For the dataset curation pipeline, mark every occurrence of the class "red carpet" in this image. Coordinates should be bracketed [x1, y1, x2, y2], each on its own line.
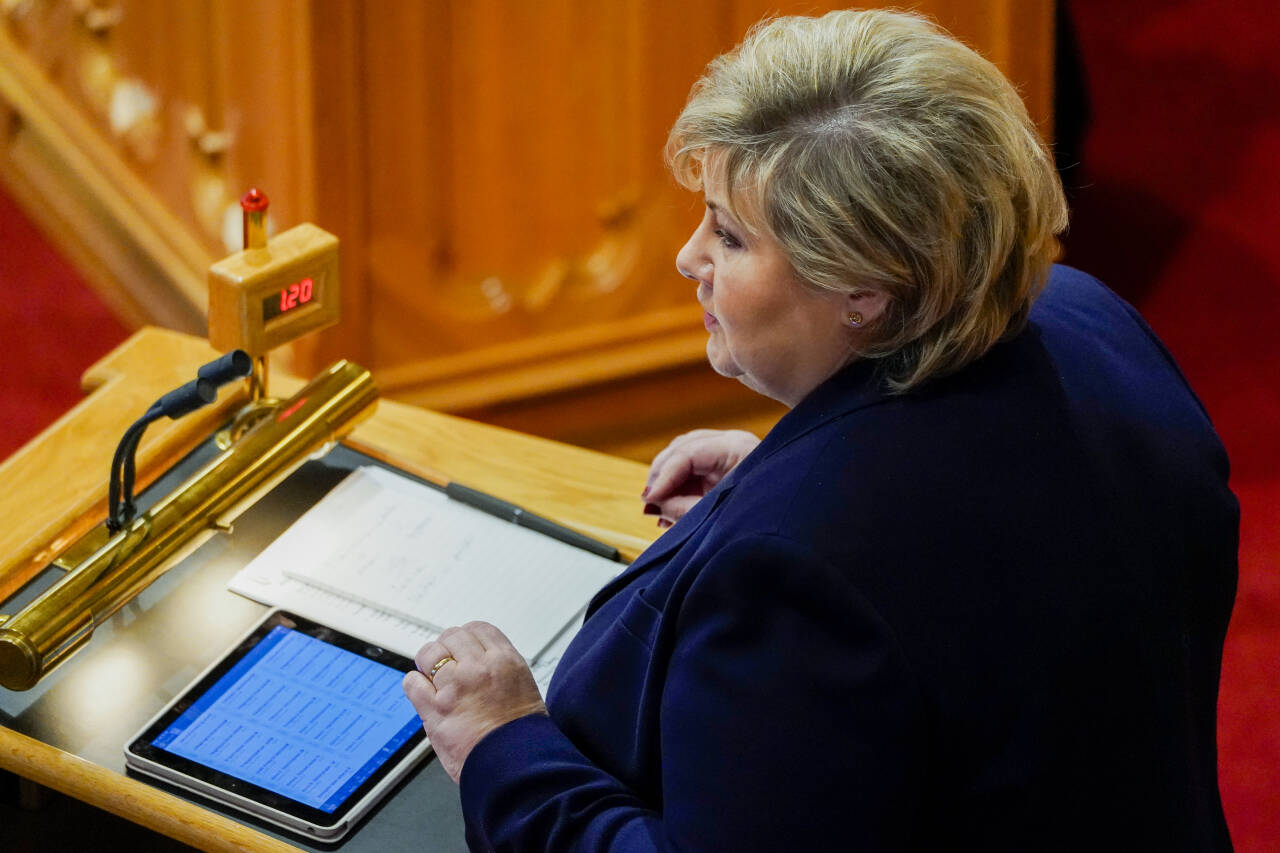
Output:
[1, 1, 1278, 848]
[0, 188, 130, 459]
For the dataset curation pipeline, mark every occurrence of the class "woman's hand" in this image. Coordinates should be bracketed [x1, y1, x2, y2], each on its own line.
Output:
[643, 429, 760, 527]
[402, 622, 547, 783]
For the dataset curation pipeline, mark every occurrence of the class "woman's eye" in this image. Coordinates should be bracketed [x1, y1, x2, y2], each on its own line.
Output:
[714, 229, 741, 249]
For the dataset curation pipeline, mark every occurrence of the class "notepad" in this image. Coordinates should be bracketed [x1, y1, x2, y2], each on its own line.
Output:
[236, 466, 620, 662]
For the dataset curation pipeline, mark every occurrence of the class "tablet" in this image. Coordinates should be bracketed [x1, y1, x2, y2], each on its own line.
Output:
[125, 609, 430, 841]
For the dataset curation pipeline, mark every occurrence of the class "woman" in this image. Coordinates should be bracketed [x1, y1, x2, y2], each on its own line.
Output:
[404, 10, 1238, 852]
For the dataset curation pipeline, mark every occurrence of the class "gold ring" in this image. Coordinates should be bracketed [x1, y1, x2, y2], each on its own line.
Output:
[427, 655, 456, 684]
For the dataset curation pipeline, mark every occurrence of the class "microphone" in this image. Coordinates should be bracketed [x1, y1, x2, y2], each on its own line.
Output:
[197, 349, 253, 388]
[107, 350, 253, 532]
[149, 378, 217, 419]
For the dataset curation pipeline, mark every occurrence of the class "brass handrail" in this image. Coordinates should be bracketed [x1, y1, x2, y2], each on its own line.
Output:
[0, 360, 378, 690]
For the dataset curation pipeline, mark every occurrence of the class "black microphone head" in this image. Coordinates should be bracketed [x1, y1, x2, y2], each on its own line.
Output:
[154, 377, 217, 420]
[197, 349, 253, 387]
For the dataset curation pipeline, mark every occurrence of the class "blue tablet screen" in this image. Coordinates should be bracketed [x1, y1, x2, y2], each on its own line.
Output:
[151, 626, 421, 812]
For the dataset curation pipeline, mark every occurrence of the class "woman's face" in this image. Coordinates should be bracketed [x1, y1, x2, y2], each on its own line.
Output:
[675, 174, 877, 407]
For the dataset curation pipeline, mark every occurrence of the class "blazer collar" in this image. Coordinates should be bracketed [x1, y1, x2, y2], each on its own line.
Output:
[718, 358, 888, 489]
[587, 361, 887, 616]
[586, 474, 734, 615]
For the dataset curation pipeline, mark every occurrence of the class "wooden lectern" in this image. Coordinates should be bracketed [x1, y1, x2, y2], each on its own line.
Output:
[0, 328, 658, 852]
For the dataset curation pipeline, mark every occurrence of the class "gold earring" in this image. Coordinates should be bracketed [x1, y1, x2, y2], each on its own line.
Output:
[847, 311, 863, 328]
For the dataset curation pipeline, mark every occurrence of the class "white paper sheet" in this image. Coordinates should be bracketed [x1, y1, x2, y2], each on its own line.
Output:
[226, 555, 580, 696]
[227, 465, 619, 691]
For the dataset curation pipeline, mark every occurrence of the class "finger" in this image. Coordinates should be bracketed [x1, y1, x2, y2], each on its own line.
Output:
[644, 445, 683, 494]
[653, 494, 703, 522]
[415, 640, 453, 675]
[439, 625, 487, 659]
[645, 430, 719, 491]
[403, 672, 449, 734]
[464, 621, 518, 655]
[724, 430, 761, 460]
[403, 670, 436, 707]
[645, 454, 697, 504]
[647, 437, 732, 502]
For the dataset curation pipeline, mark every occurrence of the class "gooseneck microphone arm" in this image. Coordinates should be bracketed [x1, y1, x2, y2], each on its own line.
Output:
[106, 350, 252, 532]
[108, 381, 213, 531]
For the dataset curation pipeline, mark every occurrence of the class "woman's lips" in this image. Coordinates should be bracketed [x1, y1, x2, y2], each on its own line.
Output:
[703, 311, 718, 330]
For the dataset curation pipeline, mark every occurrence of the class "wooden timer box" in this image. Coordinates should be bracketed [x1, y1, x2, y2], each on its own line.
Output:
[207, 222, 340, 357]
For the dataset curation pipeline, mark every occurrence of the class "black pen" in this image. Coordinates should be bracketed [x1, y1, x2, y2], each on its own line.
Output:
[444, 482, 621, 562]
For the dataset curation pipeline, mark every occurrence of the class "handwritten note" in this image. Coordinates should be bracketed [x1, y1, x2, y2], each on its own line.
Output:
[228, 466, 620, 664]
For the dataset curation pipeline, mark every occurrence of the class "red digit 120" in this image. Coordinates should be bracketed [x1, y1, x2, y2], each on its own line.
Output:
[279, 277, 315, 313]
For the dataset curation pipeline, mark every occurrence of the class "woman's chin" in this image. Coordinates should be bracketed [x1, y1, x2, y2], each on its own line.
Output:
[705, 341, 741, 380]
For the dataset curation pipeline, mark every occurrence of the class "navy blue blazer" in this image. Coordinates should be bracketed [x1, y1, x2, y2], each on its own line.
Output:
[459, 266, 1238, 852]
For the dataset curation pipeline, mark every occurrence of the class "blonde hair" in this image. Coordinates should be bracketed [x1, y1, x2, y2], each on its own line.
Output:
[666, 9, 1068, 391]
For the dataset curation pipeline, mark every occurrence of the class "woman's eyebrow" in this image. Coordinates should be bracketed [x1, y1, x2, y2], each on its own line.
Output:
[705, 200, 736, 223]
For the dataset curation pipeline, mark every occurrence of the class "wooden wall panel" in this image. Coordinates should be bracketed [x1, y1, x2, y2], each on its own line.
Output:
[297, 0, 370, 371]
[209, 0, 314, 239]
[342, 0, 1056, 459]
[349, 0, 1056, 370]
[359, 0, 715, 365]
[0, 0, 1055, 461]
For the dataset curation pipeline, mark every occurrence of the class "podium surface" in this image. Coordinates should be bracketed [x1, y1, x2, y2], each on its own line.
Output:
[0, 328, 658, 852]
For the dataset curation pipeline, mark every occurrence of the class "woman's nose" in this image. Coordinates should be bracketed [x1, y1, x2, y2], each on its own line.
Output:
[675, 232, 706, 283]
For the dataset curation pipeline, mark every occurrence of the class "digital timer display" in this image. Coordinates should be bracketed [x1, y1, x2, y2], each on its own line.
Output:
[262, 277, 316, 322]
[208, 222, 339, 355]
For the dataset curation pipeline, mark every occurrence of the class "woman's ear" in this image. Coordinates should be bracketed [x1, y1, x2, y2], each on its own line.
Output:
[845, 289, 890, 327]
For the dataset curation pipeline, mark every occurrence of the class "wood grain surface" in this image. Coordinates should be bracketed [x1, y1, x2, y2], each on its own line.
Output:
[0, 726, 300, 853]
